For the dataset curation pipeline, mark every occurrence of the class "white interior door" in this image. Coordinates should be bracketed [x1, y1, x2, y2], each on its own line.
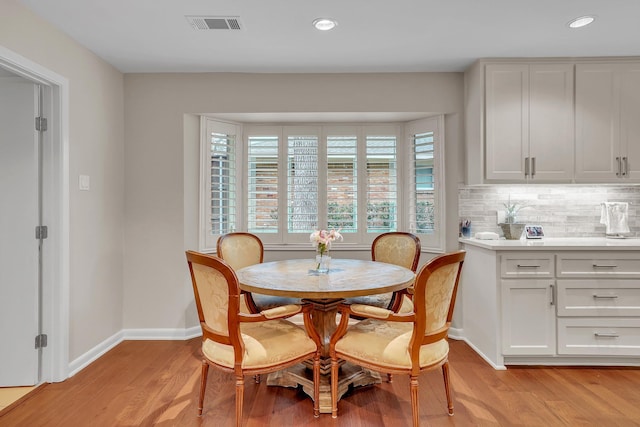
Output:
[0, 75, 40, 386]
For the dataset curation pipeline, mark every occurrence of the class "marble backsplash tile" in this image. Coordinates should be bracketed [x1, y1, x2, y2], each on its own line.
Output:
[458, 184, 640, 238]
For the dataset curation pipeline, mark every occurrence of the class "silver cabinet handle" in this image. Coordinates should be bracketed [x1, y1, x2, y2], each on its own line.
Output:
[517, 264, 541, 268]
[616, 157, 622, 176]
[622, 156, 628, 176]
[592, 264, 617, 268]
[594, 333, 619, 338]
[593, 294, 619, 299]
[531, 157, 536, 177]
[550, 284, 555, 306]
[525, 157, 530, 177]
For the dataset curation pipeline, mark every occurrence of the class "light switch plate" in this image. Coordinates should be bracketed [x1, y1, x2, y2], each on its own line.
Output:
[79, 174, 90, 191]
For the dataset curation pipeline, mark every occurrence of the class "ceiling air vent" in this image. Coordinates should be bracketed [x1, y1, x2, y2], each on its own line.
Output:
[186, 16, 242, 30]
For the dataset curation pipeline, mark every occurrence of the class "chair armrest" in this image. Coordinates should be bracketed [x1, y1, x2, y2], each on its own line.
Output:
[350, 304, 393, 319]
[261, 304, 302, 319]
[338, 302, 415, 323]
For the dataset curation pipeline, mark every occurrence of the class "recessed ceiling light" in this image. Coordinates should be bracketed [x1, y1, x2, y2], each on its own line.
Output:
[568, 15, 595, 29]
[313, 18, 338, 31]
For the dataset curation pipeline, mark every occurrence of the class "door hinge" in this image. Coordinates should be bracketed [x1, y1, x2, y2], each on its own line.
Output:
[35, 116, 48, 132]
[35, 225, 48, 239]
[35, 334, 48, 349]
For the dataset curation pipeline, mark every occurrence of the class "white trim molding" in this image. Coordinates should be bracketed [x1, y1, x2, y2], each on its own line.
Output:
[68, 331, 124, 378]
[122, 327, 202, 341]
[0, 44, 70, 383]
[67, 327, 202, 378]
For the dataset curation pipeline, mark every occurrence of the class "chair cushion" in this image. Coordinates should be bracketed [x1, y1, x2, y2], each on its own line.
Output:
[202, 319, 316, 370]
[252, 293, 301, 311]
[334, 318, 449, 369]
[344, 292, 393, 309]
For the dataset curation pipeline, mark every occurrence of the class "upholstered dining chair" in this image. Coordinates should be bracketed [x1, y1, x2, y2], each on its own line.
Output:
[217, 232, 300, 313]
[185, 250, 322, 426]
[329, 250, 465, 427]
[345, 232, 421, 313]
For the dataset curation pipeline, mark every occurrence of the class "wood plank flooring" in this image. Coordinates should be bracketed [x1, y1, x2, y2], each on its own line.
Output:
[1, 338, 639, 426]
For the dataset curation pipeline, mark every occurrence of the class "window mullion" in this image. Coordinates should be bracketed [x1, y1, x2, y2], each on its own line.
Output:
[277, 127, 287, 243]
[356, 126, 367, 242]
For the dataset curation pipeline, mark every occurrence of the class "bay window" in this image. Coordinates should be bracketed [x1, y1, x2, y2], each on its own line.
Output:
[200, 116, 444, 251]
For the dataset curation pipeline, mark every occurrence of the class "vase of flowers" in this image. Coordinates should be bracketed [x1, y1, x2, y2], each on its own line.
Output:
[310, 229, 342, 273]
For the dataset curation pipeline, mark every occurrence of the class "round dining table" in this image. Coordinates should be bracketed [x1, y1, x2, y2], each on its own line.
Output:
[236, 257, 416, 413]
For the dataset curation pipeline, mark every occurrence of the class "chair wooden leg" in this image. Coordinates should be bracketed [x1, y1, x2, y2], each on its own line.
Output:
[410, 375, 419, 427]
[235, 375, 244, 427]
[198, 360, 209, 416]
[313, 356, 320, 418]
[331, 358, 339, 418]
[442, 361, 454, 416]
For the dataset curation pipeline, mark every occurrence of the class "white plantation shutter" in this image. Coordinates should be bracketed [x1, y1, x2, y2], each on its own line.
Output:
[200, 119, 443, 250]
[201, 119, 238, 250]
[210, 133, 236, 232]
[366, 135, 397, 233]
[287, 134, 319, 233]
[247, 135, 279, 234]
[327, 135, 358, 233]
[407, 116, 444, 251]
[412, 132, 435, 232]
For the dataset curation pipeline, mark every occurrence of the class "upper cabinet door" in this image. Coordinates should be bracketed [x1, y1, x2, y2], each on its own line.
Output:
[619, 64, 640, 181]
[485, 64, 529, 181]
[528, 64, 574, 181]
[575, 64, 619, 182]
[485, 63, 574, 182]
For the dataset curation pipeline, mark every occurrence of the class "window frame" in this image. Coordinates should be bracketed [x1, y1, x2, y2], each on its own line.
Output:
[199, 117, 445, 253]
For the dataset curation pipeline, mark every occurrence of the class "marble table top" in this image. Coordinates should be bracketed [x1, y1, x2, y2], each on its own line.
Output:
[236, 258, 415, 300]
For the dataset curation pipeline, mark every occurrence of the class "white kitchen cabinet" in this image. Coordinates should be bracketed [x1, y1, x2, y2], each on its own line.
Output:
[460, 240, 640, 368]
[555, 252, 640, 356]
[485, 63, 574, 182]
[557, 318, 640, 356]
[501, 279, 556, 355]
[500, 252, 556, 355]
[575, 62, 640, 182]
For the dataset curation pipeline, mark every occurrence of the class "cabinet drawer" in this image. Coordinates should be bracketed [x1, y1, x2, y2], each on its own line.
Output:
[557, 253, 640, 278]
[557, 280, 640, 317]
[500, 254, 554, 278]
[558, 318, 640, 356]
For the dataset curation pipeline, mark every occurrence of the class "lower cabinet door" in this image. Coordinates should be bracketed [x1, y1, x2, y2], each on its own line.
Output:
[501, 279, 556, 355]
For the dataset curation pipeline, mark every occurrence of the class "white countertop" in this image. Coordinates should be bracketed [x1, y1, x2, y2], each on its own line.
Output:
[459, 237, 640, 251]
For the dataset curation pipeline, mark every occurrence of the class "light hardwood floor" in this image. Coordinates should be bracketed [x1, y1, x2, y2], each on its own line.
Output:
[0, 386, 35, 411]
[1, 338, 639, 426]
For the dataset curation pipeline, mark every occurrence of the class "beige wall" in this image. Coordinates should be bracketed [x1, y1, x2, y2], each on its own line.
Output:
[124, 72, 465, 329]
[0, 0, 125, 360]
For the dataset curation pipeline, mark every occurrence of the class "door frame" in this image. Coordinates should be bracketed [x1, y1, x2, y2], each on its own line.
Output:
[0, 45, 69, 383]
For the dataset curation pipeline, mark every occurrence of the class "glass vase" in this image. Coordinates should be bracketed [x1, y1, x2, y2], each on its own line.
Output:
[315, 249, 331, 273]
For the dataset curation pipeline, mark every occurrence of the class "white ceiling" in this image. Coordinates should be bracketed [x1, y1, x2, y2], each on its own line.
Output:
[16, 0, 640, 74]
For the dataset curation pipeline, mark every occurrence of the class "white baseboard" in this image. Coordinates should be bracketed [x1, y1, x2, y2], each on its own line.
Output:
[448, 326, 463, 340]
[459, 337, 507, 370]
[122, 326, 202, 340]
[67, 327, 202, 379]
[68, 330, 124, 378]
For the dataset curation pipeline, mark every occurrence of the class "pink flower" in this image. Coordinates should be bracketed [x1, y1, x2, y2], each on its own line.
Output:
[310, 229, 343, 253]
